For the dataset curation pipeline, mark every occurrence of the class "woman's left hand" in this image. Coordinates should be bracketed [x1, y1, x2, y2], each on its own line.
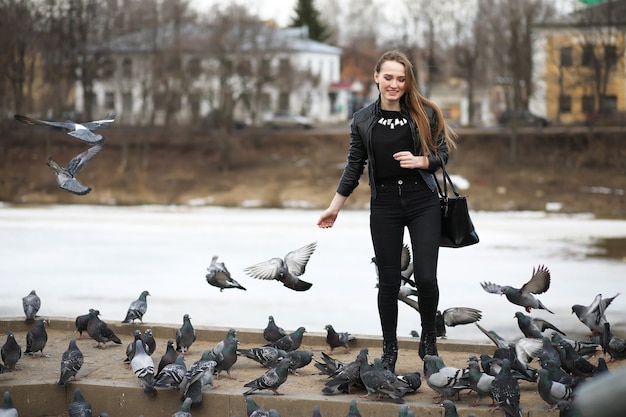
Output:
[393, 151, 428, 169]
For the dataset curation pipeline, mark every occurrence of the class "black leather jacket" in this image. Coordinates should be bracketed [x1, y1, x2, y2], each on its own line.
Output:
[336, 97, 449, 199]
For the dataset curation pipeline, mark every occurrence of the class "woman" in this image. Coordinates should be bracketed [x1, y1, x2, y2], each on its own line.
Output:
[317, 49, 456, 373]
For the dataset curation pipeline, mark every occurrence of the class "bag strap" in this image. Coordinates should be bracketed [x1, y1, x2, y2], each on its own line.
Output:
[436, 156, 461, 199]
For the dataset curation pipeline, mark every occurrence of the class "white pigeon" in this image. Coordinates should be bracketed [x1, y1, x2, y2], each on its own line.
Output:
[131, 338, 156, 396]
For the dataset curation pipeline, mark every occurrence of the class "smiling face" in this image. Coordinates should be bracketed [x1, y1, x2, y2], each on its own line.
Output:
[374, 60, 407, 110]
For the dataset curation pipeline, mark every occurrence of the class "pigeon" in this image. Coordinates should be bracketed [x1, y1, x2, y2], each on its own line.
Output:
[0, 391, 17, 417]
[396, 370, 422, 394]
[176, 314, 197, 353]
[211, 337, 239, 380]
[514, 312, 566, 339]
[436, 307, 482, 338]
[155, 355, 187, 388]
[441, 399, 461, 417]
[130, 338, 157, 396]
[537, 368, 574, 409]
[125, 330, 145, 364]
[243, 356, 291, 395]
[466, 359, 495, 406]
[321, 354, 362, 395]
[212, 328, 238, 357]
[75, 309, 97, 339]
[179, 351, 217, 402]
[550, 332, 599, 356]
[325, 324, 355, 353]
[490, 358, 522, 417]
[25, 317, 48, 357]
[572, 293, 620, 336]
[314, 351, 345, 376]
[423, 354, 469, 401]
[246, 396, 270, 417]
[46, 143, 104, 195]
[22, 290, 40, 323]
[243, 241, 317, 291]
[573, 361, 626, 417]
[159, 340, 179, 375]
[284, 349, 314, 375]
[312, 405, 322, 417]
[397, 284, 420, 312]
[266, 327, 306, 352]
[238, 346, 287, 368]
[345, 399, 362, 417]
[58, 339, 84, 386]
[481, 264, 553, 313]
[14, 113, 115, 144]
[263, 315, 287, 343]
[68, 387, 92, 417]
[556, 340, 597, 378]
[142, 328, 156, 355]
[595, 357, 610, 377]
[602, 323, 626, 360]
[122, 290, 150, 323]
[86, 310, 122, 348]
[556, 400, 582, 417]
[357, 348, 408, 403]
[1, 332, 21, 370]
[372, 243, 416, 288]
[206, 255, 246, 291]
[172, 397, 193, 417]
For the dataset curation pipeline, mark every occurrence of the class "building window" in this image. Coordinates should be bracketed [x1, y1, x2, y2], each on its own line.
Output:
[605, 45, 617, 67]
[582, 95, 595, 114]
[122, 58, 132, 78]
[105, 92, 115, 110]
[560, 47, 572, 67]
[559, 95, 571, 113]
[600, 95, 617, 112]
[582, 44, 595, 67]
[122, 92, 132, 113]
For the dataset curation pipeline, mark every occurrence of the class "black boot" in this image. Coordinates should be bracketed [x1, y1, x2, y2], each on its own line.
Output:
[418, 330, 438, 359]
[381, 339, 398, 373]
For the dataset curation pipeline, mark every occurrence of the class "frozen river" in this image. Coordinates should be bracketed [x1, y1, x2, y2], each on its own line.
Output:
[1, 204, 625, 344]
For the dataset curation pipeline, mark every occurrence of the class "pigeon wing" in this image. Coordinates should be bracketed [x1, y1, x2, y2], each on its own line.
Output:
[243, 258, 283, 280]
[442, 307, 482, 327]
[66, 143, 104, 176]
[400, 243, 411, 272]
[480, 281, 505, 294]
[14, 114, 72, 130]
[520, 264, 550, 295]
[284, 241, 317, 276]
[81, 115, 116, 131]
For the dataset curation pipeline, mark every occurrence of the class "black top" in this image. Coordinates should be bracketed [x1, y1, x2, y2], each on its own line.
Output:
[371, 110, 420, 182]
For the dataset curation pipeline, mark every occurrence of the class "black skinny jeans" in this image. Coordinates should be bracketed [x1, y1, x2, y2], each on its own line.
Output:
[370, 178, 441, 342]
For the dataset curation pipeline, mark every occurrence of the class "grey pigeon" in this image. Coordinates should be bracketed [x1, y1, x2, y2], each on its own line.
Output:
[1, 332, 21, 371]
[268, 410, 281, 417]
[131, 338, 157, 396]
[25, 317, 48, 357]
[357, 348, 408, 403]
[602, 323, 626, 360]
[466, 360, 495, 406]
[125, 329, 144, 364]
[436, 307, 482, 338]
[245, 396, 270, 417]
[263, 315, 287, 343]
[155, 355, 187, 388]
[22, 290, 40, 323]
[345, 399, 362, 417]
[396, 370, 422, 394]
[46, 143, 104, 195]
[211, 337, 239, 380]
[423, 354, 469, 402]
[172, 397, 193, 417]
[312, 405, 322, 417]
[397, 284, 420, 312]
[238, 346, 287, 368]
[206, 255, 246, 291]
[321, 354, 362, 395]
[550, 332, 599, 356]
[481, 264, 553, 313]
[514, 311, 566, 338]
[266, 327, 306, 352]
[537, 368, 574, 409]
[68, 387, 92, 417]
[158, 340, 179, 374]
[572, 293, 620, 336]
[179, 351, 216, 405]
[142, 328, 156, 355]
[490, 358, 522, 417]
[176, 314, 197, 353]
[243, 241, 317, 291]
[557, 400, 582, 417]
[86, 310, 122, 348]
[556, 340, 597, 378]
[314, 351, 345, 376]
[14, 113, 114, 144]
[441, 399, 460, 417]
[284, 349, 314, 375]
[122, 290, 150, 323]
[75, 309, 97, 339]
[58, 339, 84, 386]
[372, 243, 416, 288]
[0, 391, 18, 417]
[325, 324, 355, 353]
[573, 363, 626, 417]
[243, 356, 291, 395]
[212, 328, 237, 357]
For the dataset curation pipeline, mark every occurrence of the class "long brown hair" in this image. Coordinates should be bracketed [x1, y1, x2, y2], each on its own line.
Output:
[374, 50, 456, 155]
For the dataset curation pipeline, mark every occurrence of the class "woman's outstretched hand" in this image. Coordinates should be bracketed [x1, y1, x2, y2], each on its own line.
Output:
[317, 210, 337, 228]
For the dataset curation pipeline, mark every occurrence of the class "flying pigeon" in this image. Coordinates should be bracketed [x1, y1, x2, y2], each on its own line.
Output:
[122, 290, 150, 323]
[205, 255, 246, 291]
[131, 338, 157, 396]
[436, 307, 482, 338]
[58, 339, 84, 386]
[155, 354, 187, 389]
[263, 315, 287, 343]
[158, 340, 179, 375]
[14, 113, 115, 144]
[514, 312, 565, 339]
[25, 318, 48, 357]
[243, 241, 317, 291]
[537, 368, 574, 409]
[243, 357, 291, 395]
[86, 310, 122, 348]
[371, 243, 416, 288]
[75, 309, 97, 340]
[481, 264, 553, 313]
[179, 350, 217, 403]
[176, 314, 197, 354]
[490, 358, 522, 417]
[172, 397, 193, 417]
[237, 346, 287, 368]
[571, 293, 620, 336]
[466, 359, 495, 406]
[423, 354, 470, 402]
[266, 327, 306, 352]
[68, 387, 92, 417]
[324, 324, 355, 353]
[46, 143, 104, 195]
[346, 399, 363, 417]
[1, 391, 18, 417]
[22, 290, 40, 323]
[1, 332, 21, 371]
[284, 349, 314, 375]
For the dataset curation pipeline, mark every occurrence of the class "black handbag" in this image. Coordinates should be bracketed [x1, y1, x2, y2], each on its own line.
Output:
[437, 157, 479, 248]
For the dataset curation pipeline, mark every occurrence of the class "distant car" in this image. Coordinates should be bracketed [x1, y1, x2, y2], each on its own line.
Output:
[263, 112, 313, 129]
[497, 110, 550, 127]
